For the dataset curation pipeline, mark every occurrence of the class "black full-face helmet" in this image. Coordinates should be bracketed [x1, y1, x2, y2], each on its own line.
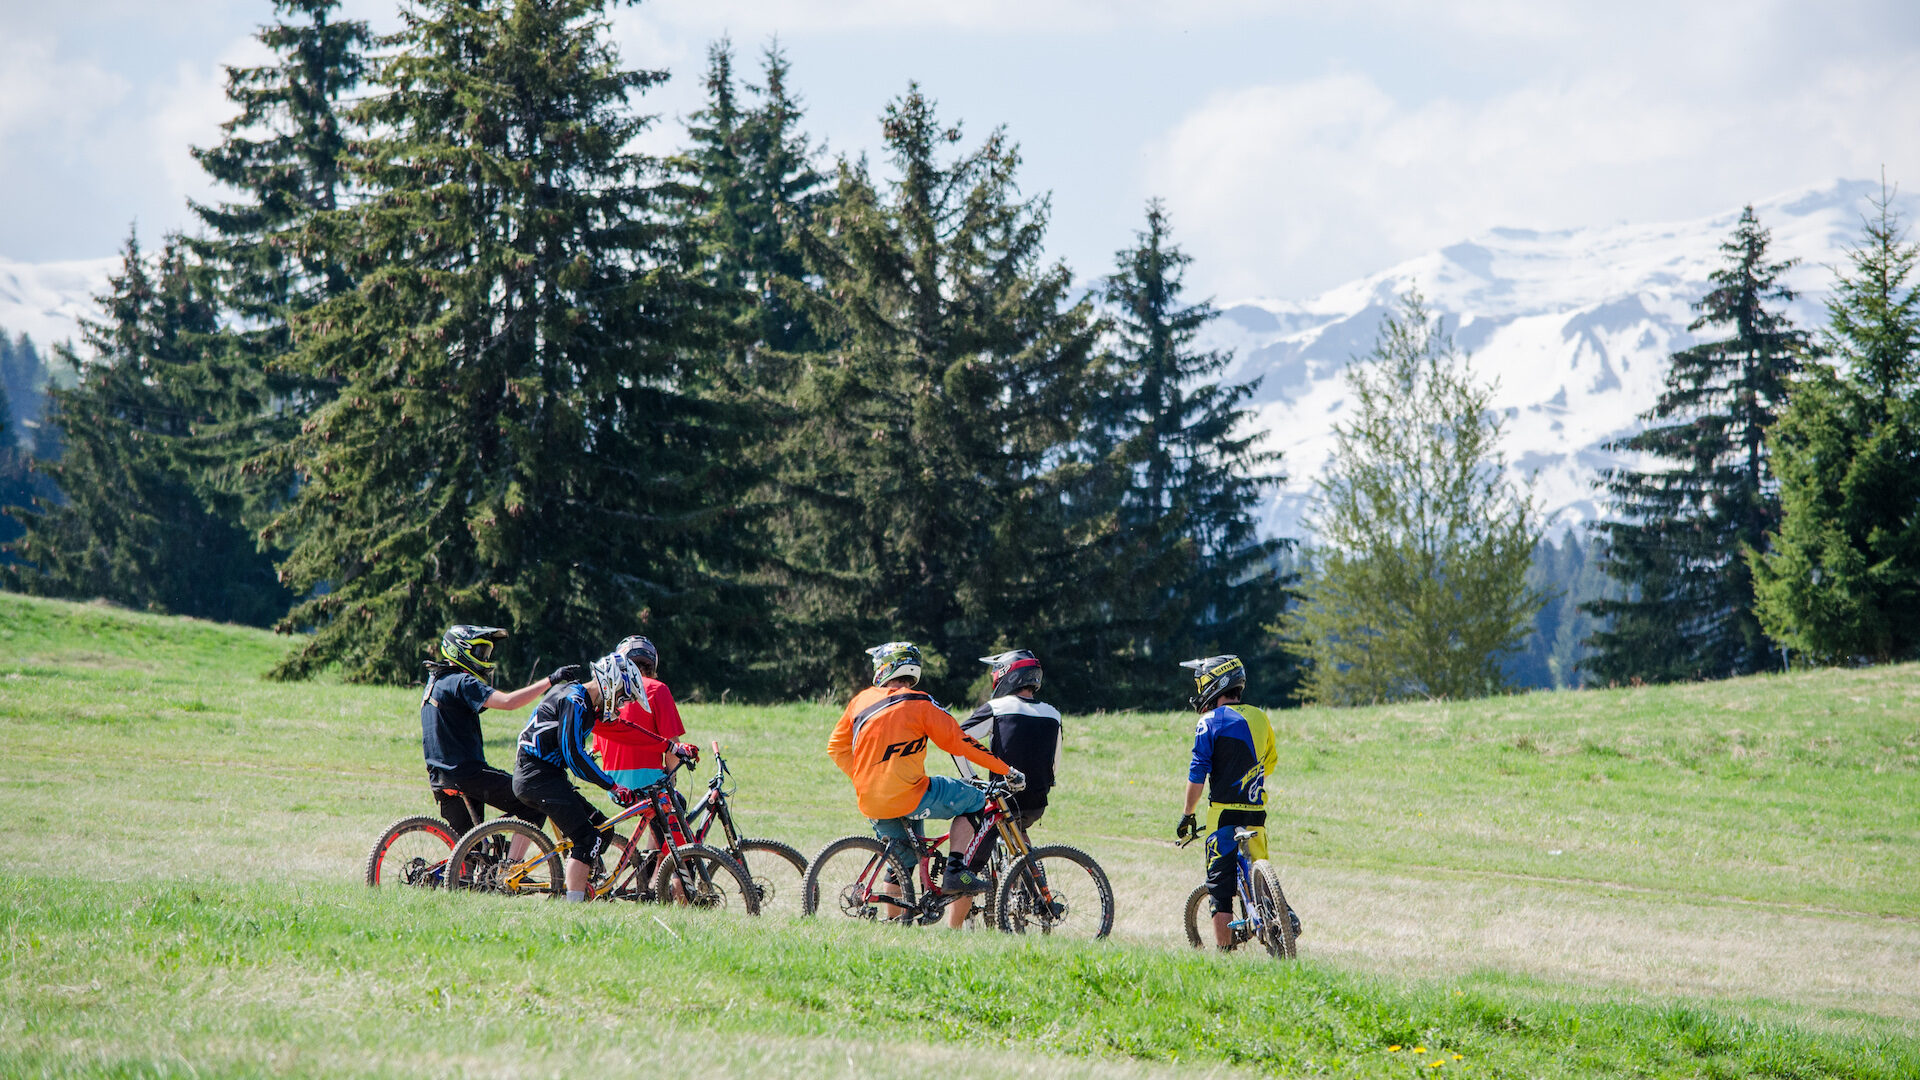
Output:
[980, 649, 1043, 698]
[1180, 655, 1246, 713]
[441, 624, 508, 680]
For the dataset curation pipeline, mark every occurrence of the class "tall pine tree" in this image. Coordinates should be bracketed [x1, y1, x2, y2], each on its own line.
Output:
[1586, 207, 1807, 683]
[1077, 200, 1291, 703]
[189, 0, 370, 534]
[681, 37, 829, 374]
[4, 235, 285, 622]
[1751, 182, 1920, 663]
[267, 0, 742, 683]
[772, 87, 1101, 701]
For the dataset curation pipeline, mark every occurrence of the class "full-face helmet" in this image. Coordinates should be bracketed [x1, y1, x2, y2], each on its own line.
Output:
[867, 641, 922, 687]
[1180, 655, 1246, 713]
[979, 649, 1042, 698]
[439, 624, 508, 680]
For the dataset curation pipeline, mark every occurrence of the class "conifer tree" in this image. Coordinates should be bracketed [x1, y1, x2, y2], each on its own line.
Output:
[189, 0, 370, 529]
[1752, 183, 1920, 663]
[1283, 292, 1542, 704]
[0, 371, 22, 554]
[1079, 200, 1291, 703]
[774, 87, 1100, 700]
[1586, 208, 1807, 682]
[267, 0, 740, 683]
[4, 236, 285, 622]
[1, 331, 50, 445]
[682, 37, 828, 370]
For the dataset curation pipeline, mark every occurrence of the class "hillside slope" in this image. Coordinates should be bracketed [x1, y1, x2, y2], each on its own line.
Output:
[2, 593, 1916, 1076]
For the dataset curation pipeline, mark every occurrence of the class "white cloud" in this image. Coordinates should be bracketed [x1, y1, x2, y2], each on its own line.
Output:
[1150, 50, 1920, 300]
[0, 35, 129, 140]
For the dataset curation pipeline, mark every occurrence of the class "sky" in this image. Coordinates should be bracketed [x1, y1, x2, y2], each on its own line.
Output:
[2, 0, 1917, 302]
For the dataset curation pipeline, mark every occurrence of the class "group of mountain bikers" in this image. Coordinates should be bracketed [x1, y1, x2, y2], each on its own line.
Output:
[416, 622, 1293, 946]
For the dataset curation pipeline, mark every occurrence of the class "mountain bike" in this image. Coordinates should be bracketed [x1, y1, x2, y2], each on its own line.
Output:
[803, 777, 1113, 938]
[678, 741, 808, 915]
[364, 787, 480, 888]
[446, 753, 759, 914]
[1179, 826, 1298, 958]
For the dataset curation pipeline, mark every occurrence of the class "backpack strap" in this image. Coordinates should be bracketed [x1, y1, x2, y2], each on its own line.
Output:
[850, 691, 934, 748]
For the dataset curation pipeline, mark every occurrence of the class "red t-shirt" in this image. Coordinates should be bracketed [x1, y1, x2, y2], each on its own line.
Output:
[593, 676, 686, 772]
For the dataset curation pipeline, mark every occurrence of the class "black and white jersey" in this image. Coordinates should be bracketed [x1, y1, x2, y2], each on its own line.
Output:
[956, 695, 1064, 810]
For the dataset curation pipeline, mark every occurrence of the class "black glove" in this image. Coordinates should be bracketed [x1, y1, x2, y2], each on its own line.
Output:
[548, 664, 585, 685]
[1176, 813, 1199, 841]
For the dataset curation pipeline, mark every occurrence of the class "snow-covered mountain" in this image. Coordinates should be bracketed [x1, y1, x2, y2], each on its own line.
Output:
[0, 254, 117, 351]
[3, 179, 1910, 542]
[1203, 178, 1916, 538]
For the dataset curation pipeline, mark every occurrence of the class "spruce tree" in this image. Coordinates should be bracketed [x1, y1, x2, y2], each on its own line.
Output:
[1751, 183, 1920, 663]
[1283, 292, 1543, 705]
[1586, 207, 1807, 683]
[681, 37, 828, 371]
[188, 0, 370, 530]
[774, 87, 1101, 700]
[267, 0, 741, 684]
[4, 235, 285, 622]
[1079, 200, 1292, 704]
[1, 331, 50, 444]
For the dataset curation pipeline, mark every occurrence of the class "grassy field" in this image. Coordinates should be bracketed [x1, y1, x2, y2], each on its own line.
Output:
[3, 591, 1917, 1077]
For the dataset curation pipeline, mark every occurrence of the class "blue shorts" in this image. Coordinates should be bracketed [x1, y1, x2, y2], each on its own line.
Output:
[869, 776, 986, 866]
[605, 767, 667, 790]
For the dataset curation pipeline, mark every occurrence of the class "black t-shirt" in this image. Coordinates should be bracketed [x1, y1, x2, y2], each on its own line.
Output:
[421, 670, 495, 779]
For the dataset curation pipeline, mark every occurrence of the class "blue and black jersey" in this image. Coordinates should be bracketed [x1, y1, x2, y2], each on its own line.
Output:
[515, 683, 618, 791]
[1189, 703, 1278, 821]
[421, 670, 496, 781]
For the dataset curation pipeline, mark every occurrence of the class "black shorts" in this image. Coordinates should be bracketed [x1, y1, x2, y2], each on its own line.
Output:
[1205, 808, 1266, 912]
[962, 806, 1044, 870]
[428, 762, 546, 837]
[512, 757, 609, 868]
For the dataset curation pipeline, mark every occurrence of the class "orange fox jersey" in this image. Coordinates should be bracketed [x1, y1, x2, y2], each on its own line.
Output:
[827, 685, 1009, 820]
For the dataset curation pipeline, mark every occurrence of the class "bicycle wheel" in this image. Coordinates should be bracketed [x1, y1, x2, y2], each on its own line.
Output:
[1182, 884, 1210, 949]
[364, 816, 456, 888]
[447, 818, 563, 898]
[654, 843, 761, 916]
[801, 835, 917, 923]
[1250, 860, 1298, 959]
[996, 844, 1114, 940]
[733, 838, 808, 917]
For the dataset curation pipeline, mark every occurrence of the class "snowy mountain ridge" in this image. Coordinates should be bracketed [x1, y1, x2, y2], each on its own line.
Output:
[1202, 177, 1916, 539]
[2, 179, 1910, 544]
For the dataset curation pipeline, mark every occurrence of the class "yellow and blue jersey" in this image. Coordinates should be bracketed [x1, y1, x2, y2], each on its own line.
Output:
[1188, 703, 1277, 814]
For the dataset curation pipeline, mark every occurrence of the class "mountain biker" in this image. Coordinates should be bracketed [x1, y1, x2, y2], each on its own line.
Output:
[1175, 654, 1280, 950]
[826, 641, 1024, 898]
[593, 635, 700, 870]
[944, 649, 1063, 929]
[593, 635, 697, 791]
[420, 624, 584, 838]
[513, 651, 654, 902]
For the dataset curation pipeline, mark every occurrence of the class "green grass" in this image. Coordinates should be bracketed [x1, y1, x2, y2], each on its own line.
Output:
[3, 591, 1918, 1077]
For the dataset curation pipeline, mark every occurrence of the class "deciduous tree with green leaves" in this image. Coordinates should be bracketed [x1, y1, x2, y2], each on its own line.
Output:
[1283, 292, 1542, 705]
[1586, 207, 1808, 683]
[267, 0, 744, 683]
[1751, 183, 1920, 664]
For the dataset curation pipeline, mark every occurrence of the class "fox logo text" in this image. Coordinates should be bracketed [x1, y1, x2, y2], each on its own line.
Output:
[879, 735, 928, 762]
